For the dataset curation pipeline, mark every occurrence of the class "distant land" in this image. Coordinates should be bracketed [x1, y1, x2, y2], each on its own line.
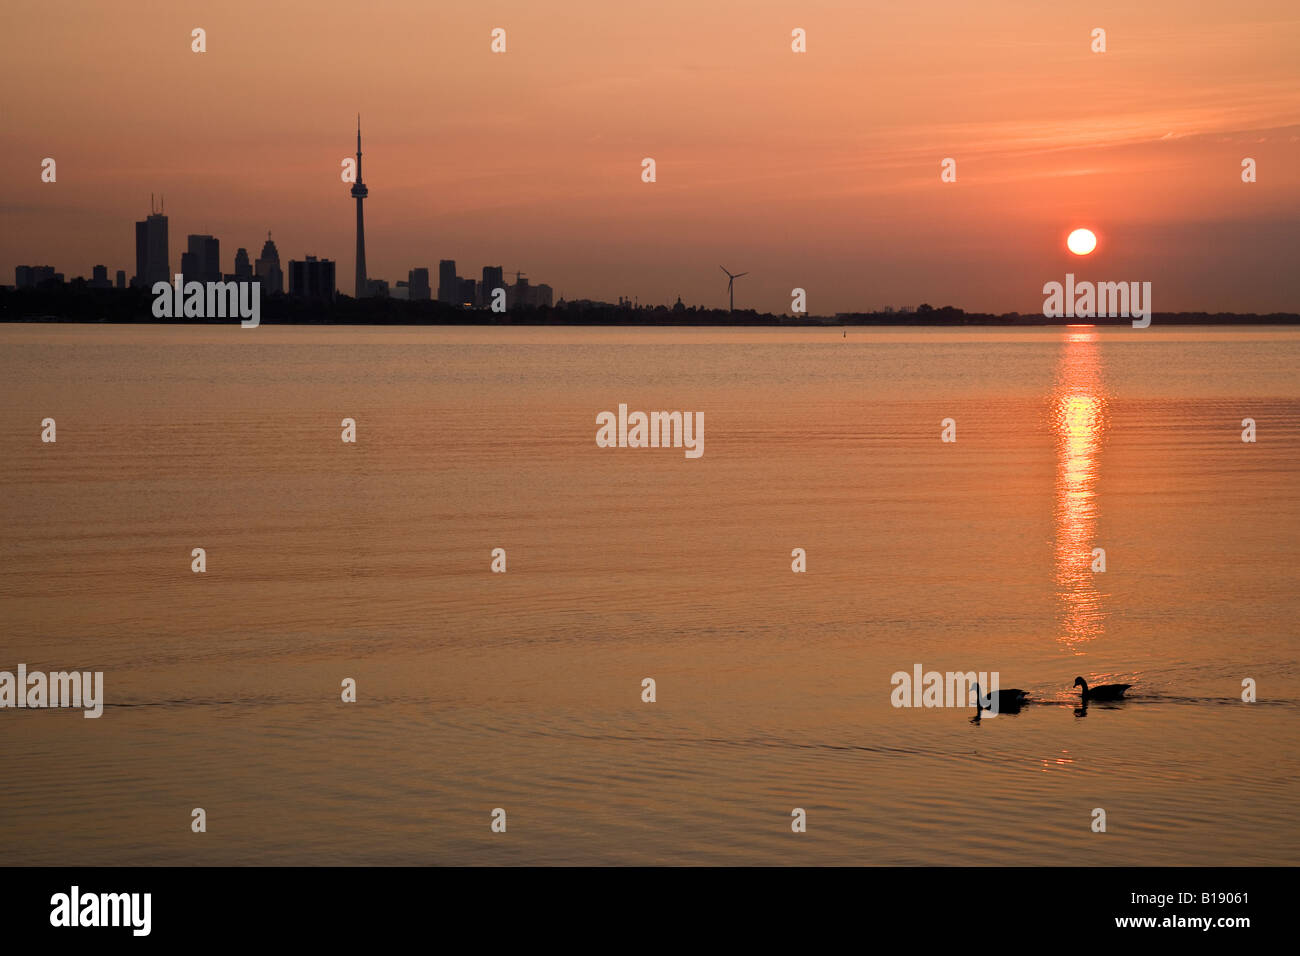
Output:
[1, 286, 1297, 326]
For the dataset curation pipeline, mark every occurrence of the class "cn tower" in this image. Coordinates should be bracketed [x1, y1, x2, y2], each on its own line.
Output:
[351, 115, 368, 298]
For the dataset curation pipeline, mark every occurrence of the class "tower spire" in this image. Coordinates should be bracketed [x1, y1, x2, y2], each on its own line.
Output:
[350, 116, 369, 298]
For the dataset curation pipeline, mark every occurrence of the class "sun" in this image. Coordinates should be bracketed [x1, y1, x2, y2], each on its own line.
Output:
[1067, 228, 1097, 256]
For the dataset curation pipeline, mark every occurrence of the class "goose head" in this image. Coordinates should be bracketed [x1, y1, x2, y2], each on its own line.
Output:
[1073, 676, 1088, 691]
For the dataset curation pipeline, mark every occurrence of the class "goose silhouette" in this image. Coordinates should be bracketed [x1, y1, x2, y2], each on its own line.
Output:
[971, 682, 1029, 715]
[1073, 676, 1131, 703]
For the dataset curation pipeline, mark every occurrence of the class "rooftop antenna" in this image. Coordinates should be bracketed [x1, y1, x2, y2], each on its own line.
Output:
[720, 265, 748, 312]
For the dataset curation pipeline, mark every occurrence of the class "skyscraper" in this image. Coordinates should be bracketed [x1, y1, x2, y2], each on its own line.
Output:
[234, 247, 252, 280]
[181, 235, 220, 282]
[288, 255, 336, 302]
[408, 267, 431, 301]
[16, 266, 57, 288]
[255, 232, 283, 293]
[482, 266, 504, 303]
[351, 117, 368, 298]
[511, 273, 531, 308]
[133, 200, 169, 289]
[458, 277, 477, 306]
[438, 260, 457, 304]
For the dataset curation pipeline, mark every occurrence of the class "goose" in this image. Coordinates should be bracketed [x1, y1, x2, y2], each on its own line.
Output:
[972, 683, 1029, 714]
[1073, 676, 1131, 702]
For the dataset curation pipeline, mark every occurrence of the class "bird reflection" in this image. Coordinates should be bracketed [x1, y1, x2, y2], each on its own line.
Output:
[1052, 329, 1110, 649]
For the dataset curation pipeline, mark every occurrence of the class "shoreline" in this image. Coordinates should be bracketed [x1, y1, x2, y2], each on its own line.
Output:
[3, 315, 1300, 327]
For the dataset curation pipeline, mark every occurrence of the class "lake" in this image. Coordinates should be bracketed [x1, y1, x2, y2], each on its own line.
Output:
[1, 323, 1297, 865]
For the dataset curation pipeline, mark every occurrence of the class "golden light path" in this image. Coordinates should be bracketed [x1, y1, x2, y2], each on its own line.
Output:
[1052, 329, 1109, 650]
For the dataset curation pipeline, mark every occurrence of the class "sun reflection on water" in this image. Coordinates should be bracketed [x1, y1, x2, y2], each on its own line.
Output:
[1052, 330, 1109, 650]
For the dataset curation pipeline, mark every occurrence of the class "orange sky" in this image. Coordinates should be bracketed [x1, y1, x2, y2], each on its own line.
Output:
[3, 0, 1298, 313]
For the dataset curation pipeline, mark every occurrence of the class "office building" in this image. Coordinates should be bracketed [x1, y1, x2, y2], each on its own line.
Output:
[255, 232, 283, 294]
[407, 267, 430, 301]
[438, 260, 458, 303]
[288, 256, 336, 301]
[180, 235, 220, 283]
[133, 203, 169, 288]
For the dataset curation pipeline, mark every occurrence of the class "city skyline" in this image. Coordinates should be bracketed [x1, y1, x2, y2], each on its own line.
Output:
[2, 1, 1299, 314]
[8, 121, 558, 309]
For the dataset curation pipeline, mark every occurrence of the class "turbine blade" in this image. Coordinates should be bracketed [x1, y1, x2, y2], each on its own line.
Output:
[719, 266, 731, 276]
[734, 272, 748, 278]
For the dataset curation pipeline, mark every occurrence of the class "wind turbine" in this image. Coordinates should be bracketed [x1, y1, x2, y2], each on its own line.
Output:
[720, 266, 748, 312]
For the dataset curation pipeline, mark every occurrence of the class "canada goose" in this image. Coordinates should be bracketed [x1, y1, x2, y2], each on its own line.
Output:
[972, 683, 1029, 714]
[1073, 676, 1131, 702]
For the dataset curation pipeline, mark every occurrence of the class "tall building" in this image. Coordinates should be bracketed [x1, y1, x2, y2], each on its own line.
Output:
[438, 260, 457, 304]
[350, 117, 368, 298]
[458, 277, 477, 306]
[255, 232, 283, 293]
[288, 255, 336, 302]
[407, 267, 430, 301]
[15, 265, 56, 288]
[133, 201, 169, 288]
[90, 264, 110, 288]
[482, 266, 504, 304]
[115, 270, 126, 290]
[233, 247, 252, 280]
[181, 235, 220, 282]
[510, 274, 531, 308]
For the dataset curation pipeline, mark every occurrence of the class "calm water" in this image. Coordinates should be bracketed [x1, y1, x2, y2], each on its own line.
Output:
[1, 324, 1297, 865]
